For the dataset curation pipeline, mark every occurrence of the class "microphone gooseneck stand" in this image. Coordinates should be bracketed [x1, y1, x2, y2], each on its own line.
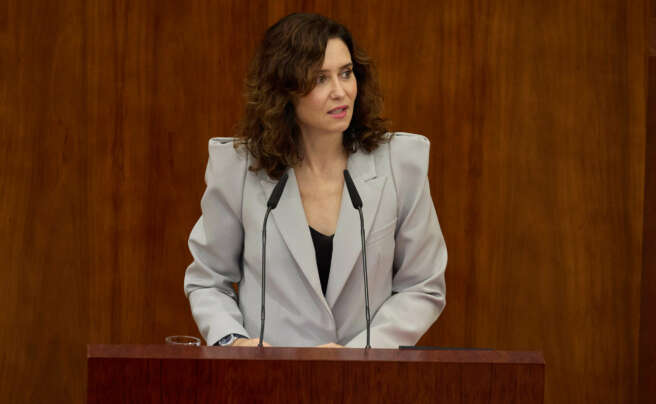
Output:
[259, 172, 289, 348]
[259, 170, 370, 349]
[343, 169, 371, 349]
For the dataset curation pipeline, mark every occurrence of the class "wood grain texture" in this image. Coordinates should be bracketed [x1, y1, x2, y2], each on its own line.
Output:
[639, 3, 654, 401]
[0, 1, 647, 403]
[87, 345, 545, 404]
[87, 344, 545, 363]
[639, 55, 656, 404]
[1, 1, 90, 403]
[88, 358, 162, 403]
[1, 1, 266, 402]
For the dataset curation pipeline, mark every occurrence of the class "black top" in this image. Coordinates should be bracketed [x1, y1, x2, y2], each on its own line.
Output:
[309, 226, 334, 295]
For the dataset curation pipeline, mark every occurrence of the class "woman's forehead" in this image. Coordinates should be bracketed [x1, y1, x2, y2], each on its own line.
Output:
[319, 39, 352, 71]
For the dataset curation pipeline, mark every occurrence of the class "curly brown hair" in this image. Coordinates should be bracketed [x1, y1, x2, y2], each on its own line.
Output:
[235, 13, 389, 179]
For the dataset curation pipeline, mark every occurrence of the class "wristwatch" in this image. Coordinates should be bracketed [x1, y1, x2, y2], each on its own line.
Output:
[216, 333, 247, 346]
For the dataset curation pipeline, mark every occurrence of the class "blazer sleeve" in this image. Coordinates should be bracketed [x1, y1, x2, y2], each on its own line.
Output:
[183, 138, 250, 345]
[345, 133, 447, 348]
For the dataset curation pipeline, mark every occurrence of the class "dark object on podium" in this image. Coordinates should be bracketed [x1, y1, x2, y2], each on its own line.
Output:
[87, 345, 545, 403]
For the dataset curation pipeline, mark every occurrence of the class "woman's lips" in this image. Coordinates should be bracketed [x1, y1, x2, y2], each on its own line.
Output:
[328, 106, 348, 118]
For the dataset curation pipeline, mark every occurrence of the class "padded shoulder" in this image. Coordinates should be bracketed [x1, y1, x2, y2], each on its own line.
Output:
[203, 137, 249, 219]
[206, 137, 248, 182]
[389, 132, 430, 181]
[209, 137, 237, 146]
[388, 132, 431, 216]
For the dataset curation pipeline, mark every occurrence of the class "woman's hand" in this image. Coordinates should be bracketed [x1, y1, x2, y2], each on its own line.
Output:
[316, 343, 343, 348]
[231, 338, 271, 347]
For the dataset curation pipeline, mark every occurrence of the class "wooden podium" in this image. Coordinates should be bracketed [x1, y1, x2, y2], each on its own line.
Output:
[87, 345, 544, 403]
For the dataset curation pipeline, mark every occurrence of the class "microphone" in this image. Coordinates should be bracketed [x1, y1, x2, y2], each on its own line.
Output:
[267, 172, 288, 209]
[259, 172, 289, 347]
[343, 169, 371, 349]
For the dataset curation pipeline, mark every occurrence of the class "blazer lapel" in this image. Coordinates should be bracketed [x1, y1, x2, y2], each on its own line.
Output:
[259, 170, 327, 305]
[325, 151, 386, 308]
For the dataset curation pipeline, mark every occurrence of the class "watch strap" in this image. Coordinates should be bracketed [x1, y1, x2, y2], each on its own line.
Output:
[215, 333, 247, 346]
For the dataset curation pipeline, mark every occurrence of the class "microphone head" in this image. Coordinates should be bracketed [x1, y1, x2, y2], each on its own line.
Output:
[343, 169, 363, 209]
[267, 172, 289, 209]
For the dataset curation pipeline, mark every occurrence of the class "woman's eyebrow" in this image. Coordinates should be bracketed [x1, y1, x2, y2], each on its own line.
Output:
[317, 63, 353, 73]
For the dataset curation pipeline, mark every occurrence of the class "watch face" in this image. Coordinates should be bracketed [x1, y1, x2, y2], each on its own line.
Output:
[219, 335, 233, 345]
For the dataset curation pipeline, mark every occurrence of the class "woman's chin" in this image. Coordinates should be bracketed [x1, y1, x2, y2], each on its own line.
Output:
[328, 120, 352, 134]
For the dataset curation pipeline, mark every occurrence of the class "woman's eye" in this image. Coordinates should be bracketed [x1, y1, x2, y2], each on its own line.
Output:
[317, 75, 327, 84]
[341, 70, 352, 79]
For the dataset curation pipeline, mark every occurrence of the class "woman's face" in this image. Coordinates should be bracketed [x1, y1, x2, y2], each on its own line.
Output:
[294, 38, 357, 139]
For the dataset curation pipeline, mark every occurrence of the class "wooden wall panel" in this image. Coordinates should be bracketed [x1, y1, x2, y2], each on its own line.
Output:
[1, 1, 90, 402]
[640, 54, 655, 404]
[639, 2, 656, 402]
[83, 0, 265, 345]
[0, 1, 266, 402]
[0, 1, 647, 403]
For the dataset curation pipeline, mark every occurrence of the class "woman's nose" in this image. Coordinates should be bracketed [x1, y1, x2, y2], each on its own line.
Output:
[330, 78, 346, 98]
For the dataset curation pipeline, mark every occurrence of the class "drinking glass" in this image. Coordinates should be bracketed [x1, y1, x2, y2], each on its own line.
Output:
[165, 335, 201, 346]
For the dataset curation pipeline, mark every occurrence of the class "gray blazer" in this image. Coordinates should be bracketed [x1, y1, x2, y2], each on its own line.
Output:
[184, 132, 446, 347]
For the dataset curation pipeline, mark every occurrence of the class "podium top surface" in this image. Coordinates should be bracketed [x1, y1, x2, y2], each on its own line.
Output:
[87, 344, 544, 365]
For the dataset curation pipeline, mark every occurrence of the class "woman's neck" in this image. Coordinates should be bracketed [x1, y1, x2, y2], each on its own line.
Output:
[298, 131, 347, 176]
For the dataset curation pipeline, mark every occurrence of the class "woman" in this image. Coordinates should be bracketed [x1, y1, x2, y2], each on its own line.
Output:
[184, 13, 446, 348]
